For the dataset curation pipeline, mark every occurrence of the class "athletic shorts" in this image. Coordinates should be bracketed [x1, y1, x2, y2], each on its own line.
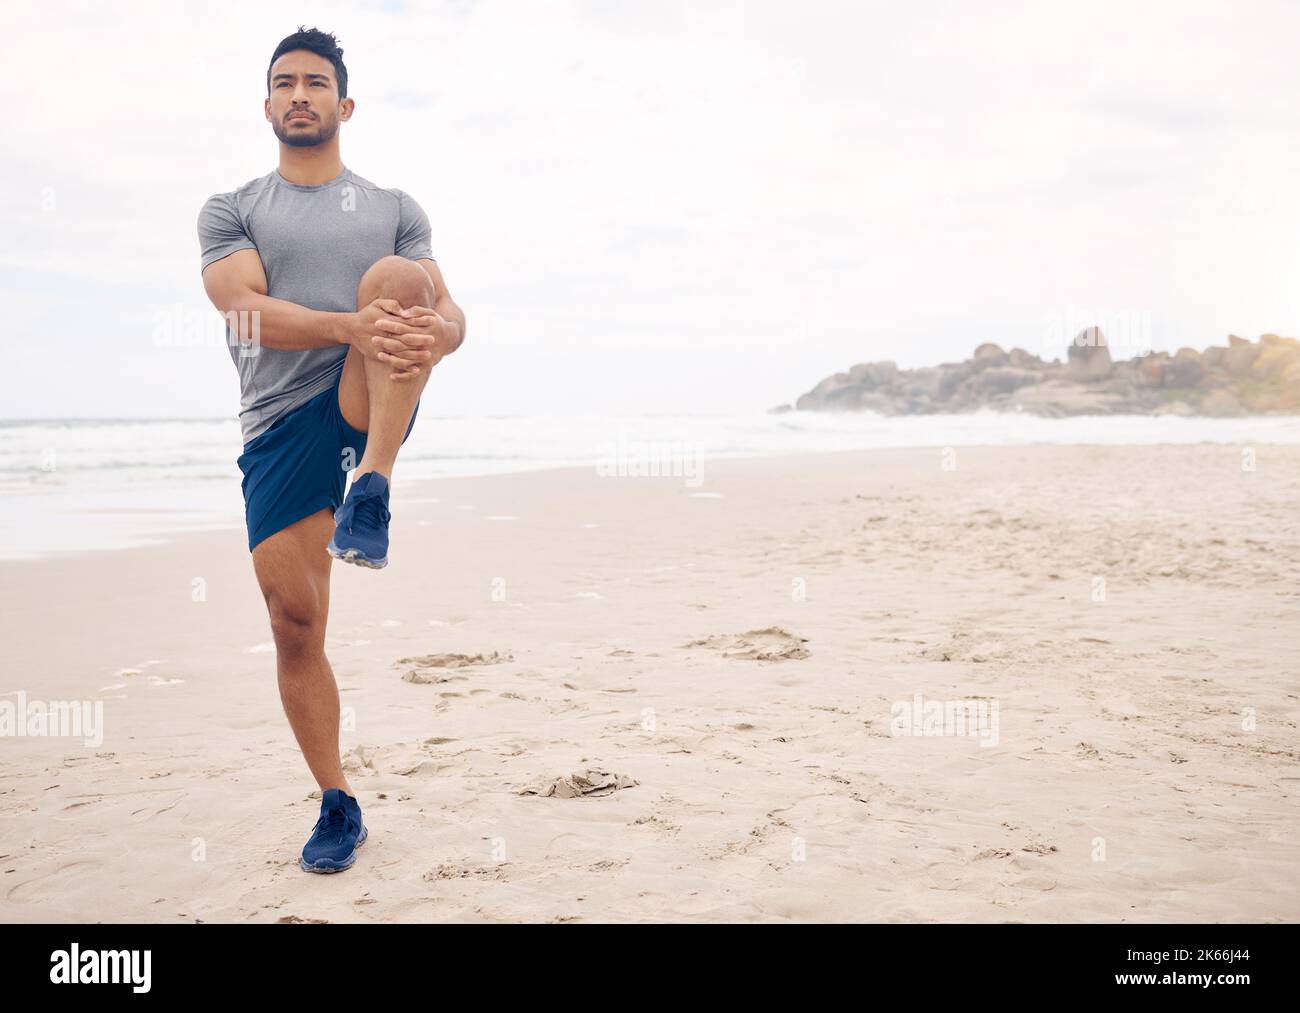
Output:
[236, 370, 419, 552]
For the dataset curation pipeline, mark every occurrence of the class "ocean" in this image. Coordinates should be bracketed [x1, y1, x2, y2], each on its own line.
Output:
[3, 411, 1298, 560]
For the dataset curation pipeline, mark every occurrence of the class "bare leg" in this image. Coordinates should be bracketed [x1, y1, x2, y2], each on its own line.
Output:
[252, 509, 353, 795]
[337, 256, 436, 481]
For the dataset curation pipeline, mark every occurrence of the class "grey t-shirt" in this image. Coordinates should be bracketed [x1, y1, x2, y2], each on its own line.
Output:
[197, 167, 434, 444]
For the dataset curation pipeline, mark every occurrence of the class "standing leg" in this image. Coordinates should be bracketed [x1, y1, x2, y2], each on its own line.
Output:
[252, 508, 353, 796]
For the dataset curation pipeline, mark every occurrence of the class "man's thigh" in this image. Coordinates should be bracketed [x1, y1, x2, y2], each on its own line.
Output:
[251, 508, 335, 630]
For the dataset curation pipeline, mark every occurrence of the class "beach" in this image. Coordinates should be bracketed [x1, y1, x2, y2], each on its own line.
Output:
[1, 442, 1297, 923]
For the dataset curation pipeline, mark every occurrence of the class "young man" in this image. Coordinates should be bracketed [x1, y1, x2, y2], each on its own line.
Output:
[197, 27, 465, 873]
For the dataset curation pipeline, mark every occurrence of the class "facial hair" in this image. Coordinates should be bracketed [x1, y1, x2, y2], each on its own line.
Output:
[271, 112, 339, 148]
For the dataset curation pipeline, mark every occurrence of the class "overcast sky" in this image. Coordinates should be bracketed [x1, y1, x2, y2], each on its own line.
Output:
[3, 0, 1298, 419]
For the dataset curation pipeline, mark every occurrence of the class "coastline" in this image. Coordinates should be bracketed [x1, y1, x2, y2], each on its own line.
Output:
[4, 409, 1300, 561]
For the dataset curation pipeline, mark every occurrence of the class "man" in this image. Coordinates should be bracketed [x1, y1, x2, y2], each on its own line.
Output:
[197, 26, 465, 873]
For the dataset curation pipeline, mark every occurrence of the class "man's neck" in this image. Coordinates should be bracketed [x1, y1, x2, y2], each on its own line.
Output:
[277, 142, 345, 186]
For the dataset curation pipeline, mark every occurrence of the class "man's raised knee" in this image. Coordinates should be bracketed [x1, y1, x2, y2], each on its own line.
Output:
[357, 255, 434, 310]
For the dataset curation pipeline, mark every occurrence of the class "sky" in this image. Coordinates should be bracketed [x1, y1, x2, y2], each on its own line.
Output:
[2, 0, 1298, 419]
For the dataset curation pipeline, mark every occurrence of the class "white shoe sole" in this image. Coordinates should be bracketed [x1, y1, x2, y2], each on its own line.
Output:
[326, 539, 388, 569]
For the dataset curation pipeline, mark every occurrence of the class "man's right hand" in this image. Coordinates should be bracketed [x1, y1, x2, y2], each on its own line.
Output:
[341, 299, 434, 376]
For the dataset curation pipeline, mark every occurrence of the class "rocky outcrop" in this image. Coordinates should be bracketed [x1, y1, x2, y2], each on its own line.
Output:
[787, 331, 1300, 417]
[1066, 326, 1112, 381]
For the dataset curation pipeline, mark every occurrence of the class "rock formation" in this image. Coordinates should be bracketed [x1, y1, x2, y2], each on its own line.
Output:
[784, 331, 1300, 417]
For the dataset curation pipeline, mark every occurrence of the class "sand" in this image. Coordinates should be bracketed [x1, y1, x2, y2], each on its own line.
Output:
[1, 443, 1297, 923]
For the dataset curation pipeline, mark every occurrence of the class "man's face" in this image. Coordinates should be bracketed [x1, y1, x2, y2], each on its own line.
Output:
[265, 50, 352, 147]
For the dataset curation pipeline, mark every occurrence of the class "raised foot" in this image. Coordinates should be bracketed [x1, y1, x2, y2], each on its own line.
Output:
[327, 538, 388, 569]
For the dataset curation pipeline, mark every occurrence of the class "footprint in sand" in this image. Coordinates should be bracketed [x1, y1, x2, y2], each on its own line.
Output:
[1021, 843, 1059, 855]
[683, 627, 810, 661]
[6, 860, 98, 903]
[423, 863, 509, 882]
[397, 651, 513, 684]
[919, 629, 992, 663]
[517, 769, 639, 798]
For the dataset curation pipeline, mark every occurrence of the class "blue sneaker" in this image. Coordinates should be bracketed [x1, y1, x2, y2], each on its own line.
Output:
[299, 788, 367, 873]
[328, 471, 391, 569]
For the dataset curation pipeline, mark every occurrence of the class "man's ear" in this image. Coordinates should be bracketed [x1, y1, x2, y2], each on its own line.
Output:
[263, 97, 272, 123]
[339, 97, 355, 122]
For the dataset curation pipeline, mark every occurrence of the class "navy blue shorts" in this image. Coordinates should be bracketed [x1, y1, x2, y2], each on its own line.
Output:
[236, 370, 419, 552]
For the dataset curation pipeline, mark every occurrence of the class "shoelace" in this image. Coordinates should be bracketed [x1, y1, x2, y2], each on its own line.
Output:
[337, 489, 390, 534]
[312, 804, 351, 841]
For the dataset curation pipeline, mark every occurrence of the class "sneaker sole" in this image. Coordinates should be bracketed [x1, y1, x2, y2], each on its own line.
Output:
[299, 824, 368, 874]
[326, 538, 388, 569]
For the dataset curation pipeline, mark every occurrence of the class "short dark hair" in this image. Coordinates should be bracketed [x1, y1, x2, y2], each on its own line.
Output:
[267, 26, 348, 99]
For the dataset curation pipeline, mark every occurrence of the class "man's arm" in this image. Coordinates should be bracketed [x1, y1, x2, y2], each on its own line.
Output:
[200, 249, 427, 361]
[201, 249, 342, 351]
